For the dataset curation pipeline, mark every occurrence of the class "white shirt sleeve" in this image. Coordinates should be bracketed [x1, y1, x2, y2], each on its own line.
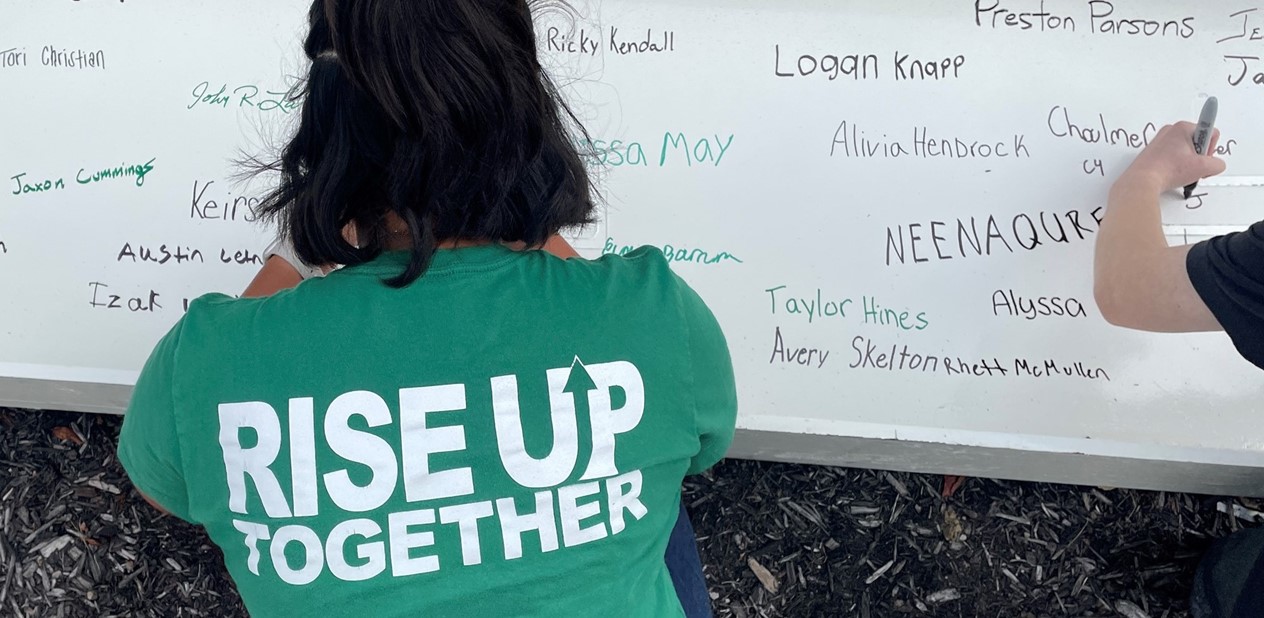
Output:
[263, 235, 326, 280]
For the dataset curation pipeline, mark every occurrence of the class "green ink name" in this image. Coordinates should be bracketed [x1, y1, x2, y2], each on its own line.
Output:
[77, 157, 156, 187]
[581, 132, 735, 168]
[188, 81, 299, 114]
[9, 173, 66, 195]
[765, 285, 930, 331]
[603, 237, 743, 266]
[11, 156, 156, 196]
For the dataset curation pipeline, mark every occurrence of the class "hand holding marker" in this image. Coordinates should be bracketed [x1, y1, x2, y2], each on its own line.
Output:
[1184, 96, 1218, 199]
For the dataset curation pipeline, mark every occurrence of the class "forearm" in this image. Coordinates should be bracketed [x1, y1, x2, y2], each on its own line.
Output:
[137, 491, 172, 515]
[543, 235, 580, 259]
[242, 256, 305, 298]
[1094, 176, 1219, 332]
[1096, 175, 1169, 288]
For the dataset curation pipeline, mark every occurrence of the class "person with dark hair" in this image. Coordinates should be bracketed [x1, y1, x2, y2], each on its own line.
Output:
[1093, 122, 1263, 617]
[115, 1, 736, 616]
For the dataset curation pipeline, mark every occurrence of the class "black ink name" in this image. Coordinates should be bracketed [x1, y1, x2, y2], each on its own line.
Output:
[1087, 1, 1195, 39]
[117, 242, 204, 265]
[190, 180, 260, 222]
[774, 45, 879, 81]
[992, 289, 1089, 320]
[1014, 358, 1110, 380]
[115, 241, 263, 267]
[975, 0, 1194, 38]
[849, 336, 1110, 381]
[609, 28, 675, 55]
[1224, 55, 1264, 86]
[1047, 105, 1158, 148]
[42, 46, 105, 69]
[545, 26, 600, 55]
[88, 282, 161, 313]
[831, 121, 1030, 160]
[769, 327, 830, 369]
[850, 336, 1009, 376]
[0, 48, 28, 68]
[221, 248, 263, 266]
[975, 0, 1076, 31]
[10, 173, 66, 195]
[1217, 9, 1263, 45]
[775, 47, 965, 81]
[885, 207, 1105, 266]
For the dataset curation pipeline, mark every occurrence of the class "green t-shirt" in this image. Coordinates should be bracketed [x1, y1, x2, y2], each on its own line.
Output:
[117, 245, 737, 618]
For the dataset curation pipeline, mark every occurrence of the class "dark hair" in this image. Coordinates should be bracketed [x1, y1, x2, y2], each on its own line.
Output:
[254, 0, 595, 286]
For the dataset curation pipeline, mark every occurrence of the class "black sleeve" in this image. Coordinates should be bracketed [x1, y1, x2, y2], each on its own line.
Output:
[1186, 221, 1264, 369]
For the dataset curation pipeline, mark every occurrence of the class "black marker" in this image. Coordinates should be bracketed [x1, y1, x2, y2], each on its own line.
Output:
[1185, 97, 1218, 199]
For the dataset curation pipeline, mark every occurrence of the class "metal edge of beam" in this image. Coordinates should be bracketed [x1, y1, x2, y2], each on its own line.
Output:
[5, 377, 1262, 496]
[0, 377, 132, 416]
[730, 428, 1264, 497]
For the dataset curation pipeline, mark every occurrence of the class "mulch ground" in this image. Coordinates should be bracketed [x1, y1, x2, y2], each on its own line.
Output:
[1, 408, 1259, 617]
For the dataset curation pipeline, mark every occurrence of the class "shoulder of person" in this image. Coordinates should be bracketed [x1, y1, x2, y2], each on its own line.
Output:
[578, 244, 678, 285]
[178, 292, 271, 328]
[588, 244, 671, 270]
[584, 245, 718, 318]
[184, 292, 254, 312]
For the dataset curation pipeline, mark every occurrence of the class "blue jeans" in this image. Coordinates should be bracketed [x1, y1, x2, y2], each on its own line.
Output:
[665, 501, 713, 618]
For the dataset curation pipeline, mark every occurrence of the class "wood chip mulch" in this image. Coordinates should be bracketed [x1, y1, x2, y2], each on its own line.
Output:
[2, 408, 1259, 617]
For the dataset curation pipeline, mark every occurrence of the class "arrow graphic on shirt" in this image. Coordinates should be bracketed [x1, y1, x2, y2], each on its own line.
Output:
[563, 356, 597, 476]
[562, 356, 597, 395]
